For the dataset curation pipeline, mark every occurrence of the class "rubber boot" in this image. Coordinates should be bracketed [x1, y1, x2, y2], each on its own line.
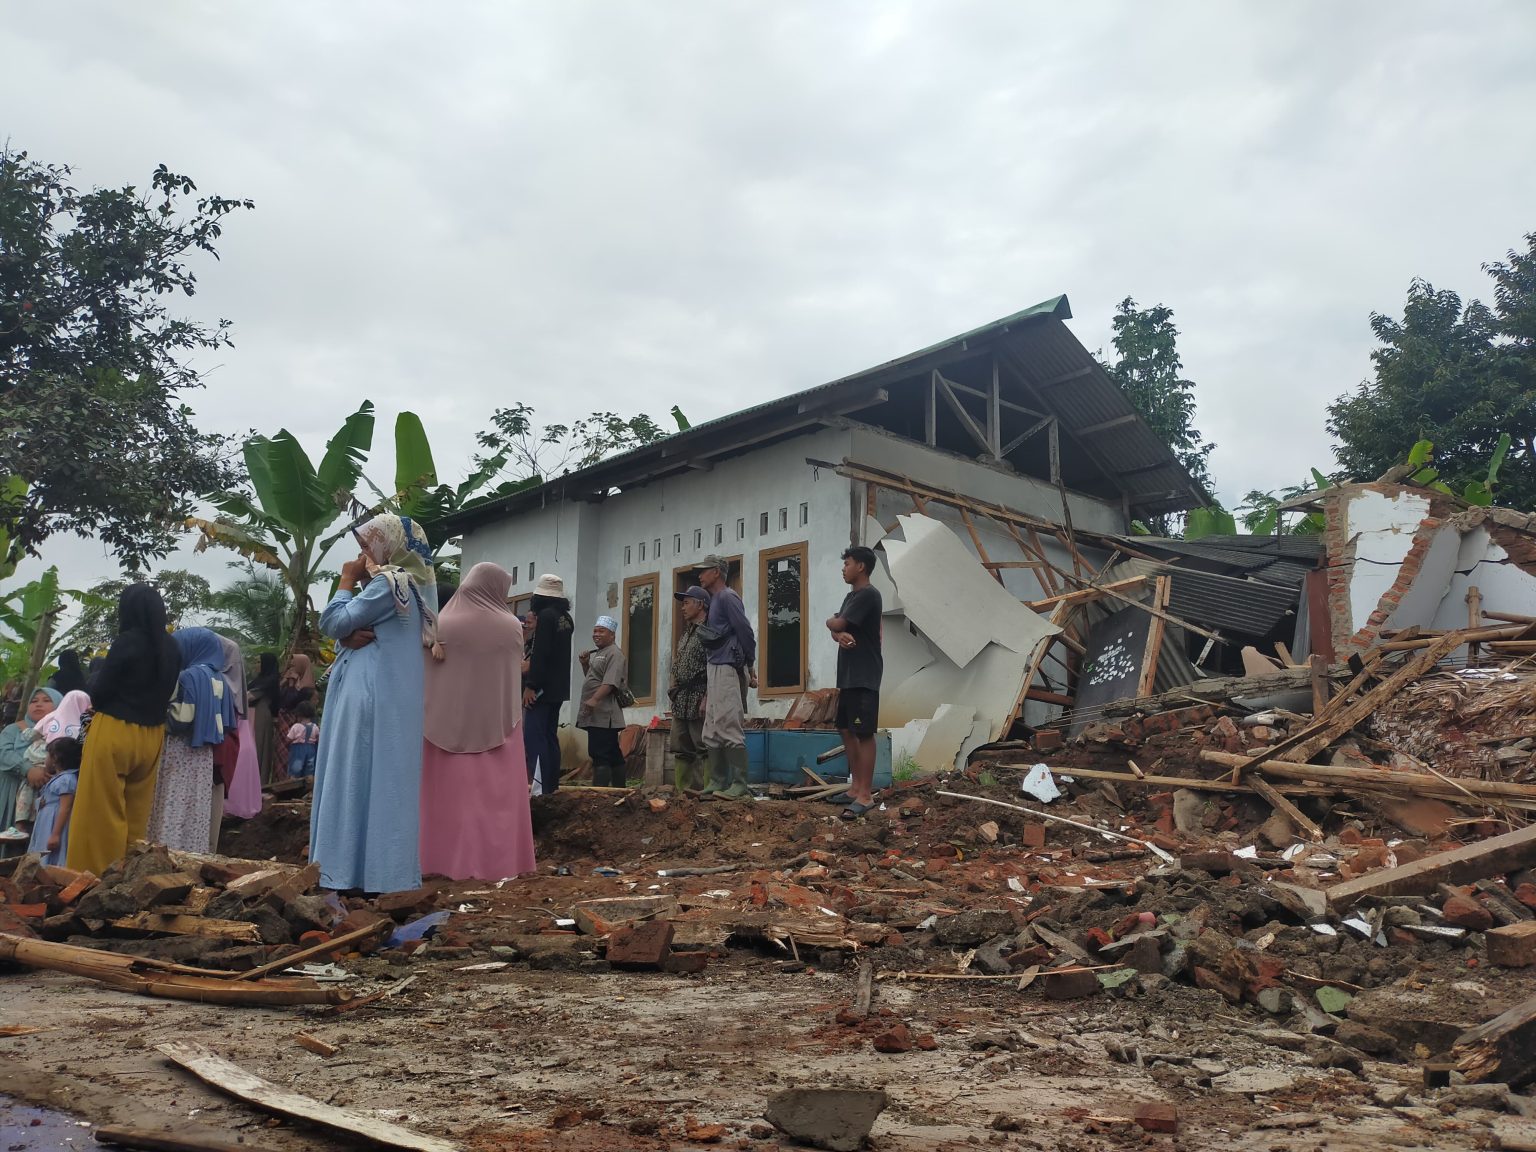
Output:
[720, 745, 752, 800]
[699, 748, 727, 796]
[672, 756, 699, 792]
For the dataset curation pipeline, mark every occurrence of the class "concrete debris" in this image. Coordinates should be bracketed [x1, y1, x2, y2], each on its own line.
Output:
[763, 1088, 888, 1152]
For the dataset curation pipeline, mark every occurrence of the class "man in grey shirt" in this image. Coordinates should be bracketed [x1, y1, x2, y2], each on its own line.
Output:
[695, 555, 756, 800]
[577, 615, 628, 788]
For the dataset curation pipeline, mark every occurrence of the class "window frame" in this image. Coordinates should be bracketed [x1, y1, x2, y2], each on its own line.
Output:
[757, 540, 809, 698]
[621, 572, 660, 707]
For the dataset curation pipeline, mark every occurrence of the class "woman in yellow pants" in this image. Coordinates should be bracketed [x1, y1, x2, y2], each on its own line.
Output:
[67, 585, 181, 875]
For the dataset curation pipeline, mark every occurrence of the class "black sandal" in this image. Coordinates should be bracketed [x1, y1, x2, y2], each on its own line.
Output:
[840, 801, 873, 820]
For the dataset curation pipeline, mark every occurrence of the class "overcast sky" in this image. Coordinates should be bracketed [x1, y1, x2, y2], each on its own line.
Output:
[8, 0, 1536, 600]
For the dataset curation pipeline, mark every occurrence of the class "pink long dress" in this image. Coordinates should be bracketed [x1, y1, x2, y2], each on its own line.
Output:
[420, 739, 536, 880]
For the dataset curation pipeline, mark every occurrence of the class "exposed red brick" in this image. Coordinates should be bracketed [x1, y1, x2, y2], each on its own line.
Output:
[1133, 1102, 1178, 1134]
[871, 1021, 912, 1053]
[607, 920, 675, 968]
[1442, 894, 1494, 933]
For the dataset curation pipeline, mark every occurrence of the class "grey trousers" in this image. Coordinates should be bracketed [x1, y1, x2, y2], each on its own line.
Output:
[702, 664, 746, 749]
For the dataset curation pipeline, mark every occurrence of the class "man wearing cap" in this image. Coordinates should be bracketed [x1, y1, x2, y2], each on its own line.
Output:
[695, 556, 756, 799]
[523, 573, 574, 794]
[667, 586, 712, 791]
[577, 616, 628, 788]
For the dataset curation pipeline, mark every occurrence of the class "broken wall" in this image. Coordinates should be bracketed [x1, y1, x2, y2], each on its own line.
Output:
[1323, 484, 1536, 655]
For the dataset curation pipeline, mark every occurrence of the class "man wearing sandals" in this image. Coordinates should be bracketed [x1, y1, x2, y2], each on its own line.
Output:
[827, 546, 883, 819]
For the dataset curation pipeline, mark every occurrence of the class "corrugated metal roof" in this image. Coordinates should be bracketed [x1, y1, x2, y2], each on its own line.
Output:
[1116, 534, 1321, 589]
[439, 294, 1209, 534]
[1105, 559, 1302, 638]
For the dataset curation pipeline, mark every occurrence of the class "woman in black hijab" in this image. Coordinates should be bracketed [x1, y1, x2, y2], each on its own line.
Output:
[248, 652, 281, 785]
[68, 584, 181, 874]
[48, 649, 87, 696]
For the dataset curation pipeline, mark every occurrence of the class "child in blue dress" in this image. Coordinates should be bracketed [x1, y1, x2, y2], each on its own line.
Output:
[28, 736, 81, 866]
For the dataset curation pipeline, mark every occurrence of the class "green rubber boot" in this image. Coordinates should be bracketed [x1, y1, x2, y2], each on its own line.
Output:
[720, 746, 752, 800]
[673, 756, 702, 792]
[698, 748, 727, 796]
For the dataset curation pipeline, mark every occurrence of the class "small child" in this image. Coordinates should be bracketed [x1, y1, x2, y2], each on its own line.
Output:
[285, 702, 320, 778]
[28, 736, 81, 867]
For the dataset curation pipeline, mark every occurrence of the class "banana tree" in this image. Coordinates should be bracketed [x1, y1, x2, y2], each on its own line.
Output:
[389, 411, 540, 564]
[0, 567, 103, 702]
[188, 401, 376, 656]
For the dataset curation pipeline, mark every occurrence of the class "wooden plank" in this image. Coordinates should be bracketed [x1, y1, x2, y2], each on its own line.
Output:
[1274, 642, 1298, 667]
[1200, 750, 1536, 803]
[959, 508, 1003, 585]
[1452, 991, 1536, 1086]
[1226, 632, 1469, 780]
[1309, 653, 1330, 716]
[1467, 585, 1483, 665]
[1136, 576, 1170, 699]
[1025, 577, 1151, 612]
[1003, 603, 1068, 733]
[1021, 763, 1329, 797]
[157, 1040, 459, 1152]
[852, 959, 874, 1019]
[1325, 823, 1536, 910]
[1248, 772, 1324, 842]
[93, 1125, 284, 1152]
[935, 371, 992, 454]
[109, 914, 262, 943]
[235, 919, 393, 982]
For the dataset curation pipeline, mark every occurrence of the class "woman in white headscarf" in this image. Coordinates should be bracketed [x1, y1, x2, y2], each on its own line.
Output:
[309, 514, 437, 894]
[419, 562, 535, 880]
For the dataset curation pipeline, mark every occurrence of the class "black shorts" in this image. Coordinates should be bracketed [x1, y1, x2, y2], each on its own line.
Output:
[836, 688, 880, 738]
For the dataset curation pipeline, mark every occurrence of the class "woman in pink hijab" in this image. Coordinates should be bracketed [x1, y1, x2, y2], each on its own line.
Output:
[419, 562, 536, 880]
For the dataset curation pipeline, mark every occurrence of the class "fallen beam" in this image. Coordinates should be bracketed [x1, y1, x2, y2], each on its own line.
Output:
[1199, 751, 1536, 806]
[1325, 823, 1536, 910]
[158, 1040, 459, 1152]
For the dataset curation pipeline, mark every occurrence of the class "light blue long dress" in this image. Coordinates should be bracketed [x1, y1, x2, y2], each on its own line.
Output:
[310, 576, 426, 893]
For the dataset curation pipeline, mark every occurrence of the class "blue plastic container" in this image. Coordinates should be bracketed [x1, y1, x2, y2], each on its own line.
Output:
[745, 729, 891, 789]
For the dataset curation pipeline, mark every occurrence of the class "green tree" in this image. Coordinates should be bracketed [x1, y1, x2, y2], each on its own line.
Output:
[63, 568, 213, 652]
[0, 148, 252, 570]
[190, 401, 376, 655]
[474, 403, 684, 481]
[1099, 298, 1216, 535]
[208, 561, 290, 652]
[1327, 232, 1536, 509]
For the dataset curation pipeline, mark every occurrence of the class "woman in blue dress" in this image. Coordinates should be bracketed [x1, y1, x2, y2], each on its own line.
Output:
[310, 514, 437, 894]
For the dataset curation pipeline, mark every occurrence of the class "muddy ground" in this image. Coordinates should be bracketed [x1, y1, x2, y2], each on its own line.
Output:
[4, 764, 1536, 1151]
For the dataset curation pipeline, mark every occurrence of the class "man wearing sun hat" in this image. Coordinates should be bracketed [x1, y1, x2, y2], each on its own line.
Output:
[694, 555, 756, 800]
[524, 573, 574, 793]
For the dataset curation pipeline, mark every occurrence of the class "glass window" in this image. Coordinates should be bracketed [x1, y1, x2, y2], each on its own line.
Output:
[778, 507, 788, 531]
[639, 541, 646, 562]
[693, 528, 703, 550]
[653, 538, 661, 558]
[622, 574, 658, 705]
[799, 502, 809, 526]
[527, 563, 534, 582]
[736, 517, 746, 540]
[759, 512, 769, 535]
[674, 533, 682, 554]
[624, 545, 632, 565]
[759, 542, 807, 696]
[714, 523, 723, 545]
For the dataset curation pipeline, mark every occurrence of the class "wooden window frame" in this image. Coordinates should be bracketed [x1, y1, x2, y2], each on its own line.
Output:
[758, 540, 809, 698]
[621, 573, 660, 707]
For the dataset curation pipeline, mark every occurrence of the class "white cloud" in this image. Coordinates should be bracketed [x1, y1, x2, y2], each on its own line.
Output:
[5, 0, 1535, 596]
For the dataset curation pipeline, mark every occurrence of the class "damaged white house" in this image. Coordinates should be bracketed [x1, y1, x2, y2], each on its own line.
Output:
[442, 295, 1210, 761]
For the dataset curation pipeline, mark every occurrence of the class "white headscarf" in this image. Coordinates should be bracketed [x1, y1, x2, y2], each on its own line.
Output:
[35, 690, 90, 744]
[355, 514, 439, 649]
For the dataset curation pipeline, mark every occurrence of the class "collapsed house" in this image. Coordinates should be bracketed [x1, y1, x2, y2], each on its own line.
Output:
[441, 294, 1209, 776]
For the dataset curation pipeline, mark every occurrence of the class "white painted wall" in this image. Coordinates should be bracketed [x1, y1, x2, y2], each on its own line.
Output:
[1341, 488, 1433, 634]
[1432, 527, 1536, 630]
[459, 421, 1128, 729]
[461, 426, 858, 723]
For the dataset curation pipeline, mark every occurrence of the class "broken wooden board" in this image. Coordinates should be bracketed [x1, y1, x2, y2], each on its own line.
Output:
[0, 933, 343, 1007]
[1326, 823, 1536, 910]
[109, 913, 263, 942]
[1453, 991, 1536, 1087]
[158, 1040, 459, 1151]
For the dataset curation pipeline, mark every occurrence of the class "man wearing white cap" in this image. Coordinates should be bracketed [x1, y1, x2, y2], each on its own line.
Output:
[577, 615, 629, 787]
[523, 573, 574, 793]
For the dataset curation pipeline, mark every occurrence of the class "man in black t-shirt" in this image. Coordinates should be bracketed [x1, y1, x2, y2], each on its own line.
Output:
[826, 546, 883, 819]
